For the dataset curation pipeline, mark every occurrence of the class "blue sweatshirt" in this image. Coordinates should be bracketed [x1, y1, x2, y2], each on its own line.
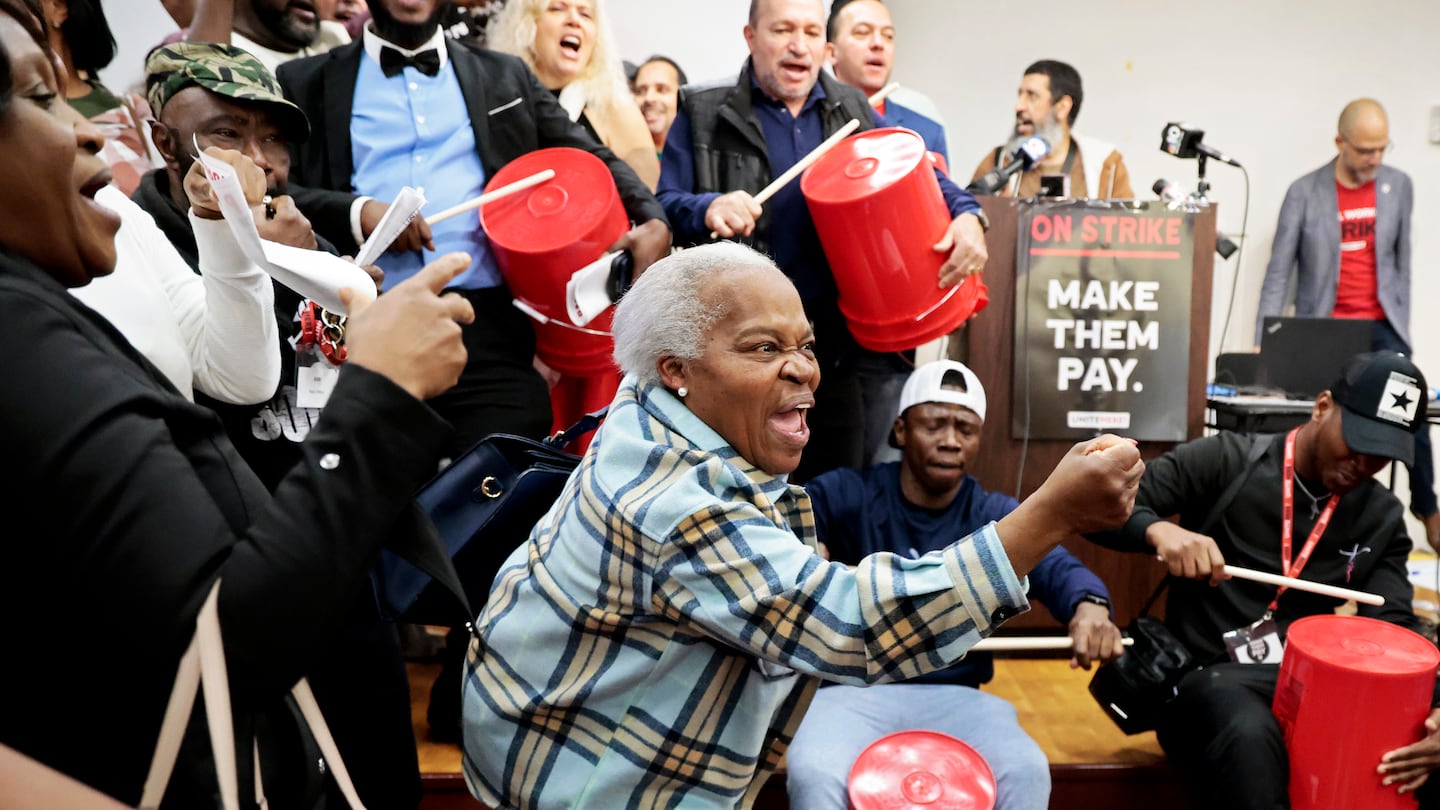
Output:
[806, 463, 1110, 685]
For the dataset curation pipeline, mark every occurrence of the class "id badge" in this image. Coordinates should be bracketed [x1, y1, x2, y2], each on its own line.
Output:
[1223, 617, 1284, 664]
[295, 347, 340, 410]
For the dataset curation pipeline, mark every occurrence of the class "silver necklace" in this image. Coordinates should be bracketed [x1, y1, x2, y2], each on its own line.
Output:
[1293, 475, 1331, 520]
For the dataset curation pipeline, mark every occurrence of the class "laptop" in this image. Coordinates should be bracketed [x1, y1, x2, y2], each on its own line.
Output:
[1259, 317, 1374, 398]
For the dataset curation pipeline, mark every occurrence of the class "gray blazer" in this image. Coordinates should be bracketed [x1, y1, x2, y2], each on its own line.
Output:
[1255, 160, 1412, 345]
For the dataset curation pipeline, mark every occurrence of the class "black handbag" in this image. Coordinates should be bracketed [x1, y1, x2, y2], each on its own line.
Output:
[1087, 434, 1275, 734]
[375, 410, 605, 626]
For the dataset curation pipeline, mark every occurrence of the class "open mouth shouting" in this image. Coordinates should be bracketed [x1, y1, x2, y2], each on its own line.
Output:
[79, 167, 120, 231]
[771, 397, 813, 449]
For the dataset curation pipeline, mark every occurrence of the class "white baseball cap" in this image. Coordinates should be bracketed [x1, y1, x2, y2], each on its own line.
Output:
[897, 360, 986, 423]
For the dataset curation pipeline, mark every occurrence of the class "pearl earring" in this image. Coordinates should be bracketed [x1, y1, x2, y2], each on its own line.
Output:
[677, 386, 689, 398]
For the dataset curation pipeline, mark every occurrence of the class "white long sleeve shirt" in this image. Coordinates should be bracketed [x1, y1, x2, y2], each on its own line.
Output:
[72, 185, 280, 404]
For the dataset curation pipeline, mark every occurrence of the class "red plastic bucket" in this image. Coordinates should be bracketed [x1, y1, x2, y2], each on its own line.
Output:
[847, 730, 996, 810]
[1273, 615, 1439, 810]
[801, 128, 988, 353]
[481, 147, 628, 375]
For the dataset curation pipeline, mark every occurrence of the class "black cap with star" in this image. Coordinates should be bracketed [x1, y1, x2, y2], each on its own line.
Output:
[1330, 351, 1429, 466]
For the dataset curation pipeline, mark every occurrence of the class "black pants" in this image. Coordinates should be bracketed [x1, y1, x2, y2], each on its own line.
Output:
[1157, 663, 1440, 809]
[308, 595, 420, 809]
[427, 286, 552, 457]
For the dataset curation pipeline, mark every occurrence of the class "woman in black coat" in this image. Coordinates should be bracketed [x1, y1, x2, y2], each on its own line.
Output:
[0, 1, 476, 803]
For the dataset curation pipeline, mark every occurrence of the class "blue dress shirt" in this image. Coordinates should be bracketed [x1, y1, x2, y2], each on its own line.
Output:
[352, 28, 501, 290]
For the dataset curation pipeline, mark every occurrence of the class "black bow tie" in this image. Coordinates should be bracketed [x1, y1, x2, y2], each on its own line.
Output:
[379, 46, 441, 78]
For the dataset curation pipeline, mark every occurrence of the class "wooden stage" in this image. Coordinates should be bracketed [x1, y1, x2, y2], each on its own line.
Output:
[410, 657, 1198, 810]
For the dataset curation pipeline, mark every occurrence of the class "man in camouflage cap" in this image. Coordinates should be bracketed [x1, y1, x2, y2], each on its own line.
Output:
[146, 39, 311, 141]
[132, 39, 423, 810]
[141, 41, 317, 256]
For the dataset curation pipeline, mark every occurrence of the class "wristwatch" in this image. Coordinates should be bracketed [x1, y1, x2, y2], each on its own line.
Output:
[1077, 593, 1111, 610]
[967, 206, 991, 232]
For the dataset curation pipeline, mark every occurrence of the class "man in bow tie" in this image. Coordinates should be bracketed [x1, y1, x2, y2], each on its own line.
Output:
[277, 0, 672, 741]
[278, 0, 670, 455]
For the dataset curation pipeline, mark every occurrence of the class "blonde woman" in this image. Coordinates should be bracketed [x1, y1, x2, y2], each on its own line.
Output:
[489, 0, 659, 189]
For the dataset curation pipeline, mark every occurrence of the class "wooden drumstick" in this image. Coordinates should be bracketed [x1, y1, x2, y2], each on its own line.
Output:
[709, 118, 862, 239]
[867, 81, 900, 106]
[1222, 564, 1385, 606]
[971, 637, 1136, 652]
[425, 169, 556, 226]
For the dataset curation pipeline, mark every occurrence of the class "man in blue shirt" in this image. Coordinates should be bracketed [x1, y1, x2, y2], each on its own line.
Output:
[786, 360, 1124, 810]
[825, 0, 948, 165]
[279, 0, 669, 457]
[823, 0, 951, 467]
[656, 0, 987, 482]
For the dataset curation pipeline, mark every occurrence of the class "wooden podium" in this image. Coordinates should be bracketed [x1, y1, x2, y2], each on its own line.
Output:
[960, 196, 1217, 628]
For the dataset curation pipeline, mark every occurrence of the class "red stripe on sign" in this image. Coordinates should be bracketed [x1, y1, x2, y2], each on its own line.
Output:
[1029, 248, 1183, 259]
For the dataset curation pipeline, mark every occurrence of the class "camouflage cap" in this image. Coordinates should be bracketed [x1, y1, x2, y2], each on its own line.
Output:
[145, 42, 310, 142]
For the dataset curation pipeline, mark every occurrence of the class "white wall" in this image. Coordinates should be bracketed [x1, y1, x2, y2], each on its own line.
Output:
[607, 0, 1440, 531]
[605, 0, 1440, 371]
[891, 0, 1440, 366]
[609, 0, 752, 85]
[99, 1, 181, 96]
[102, 0, 1440, 366]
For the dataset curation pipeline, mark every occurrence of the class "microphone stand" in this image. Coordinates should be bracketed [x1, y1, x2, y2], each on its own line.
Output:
[1194, 153, 1211, 201]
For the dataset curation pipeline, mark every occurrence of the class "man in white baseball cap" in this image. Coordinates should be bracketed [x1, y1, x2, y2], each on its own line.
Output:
[787, 360, 1124, 810]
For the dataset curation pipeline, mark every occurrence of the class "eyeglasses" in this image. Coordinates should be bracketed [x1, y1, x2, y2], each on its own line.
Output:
[1342, 138, 1393, 158]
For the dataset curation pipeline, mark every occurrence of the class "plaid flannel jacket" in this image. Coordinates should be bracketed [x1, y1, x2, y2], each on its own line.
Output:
[461, 377, 1029, 809]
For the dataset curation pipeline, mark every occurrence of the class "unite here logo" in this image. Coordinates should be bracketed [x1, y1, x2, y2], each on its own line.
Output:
[1376, 372, 1422, 426]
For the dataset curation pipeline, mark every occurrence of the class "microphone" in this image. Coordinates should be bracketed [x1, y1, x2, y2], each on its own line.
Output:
[1160, 122, 1242, 168]
[967, 136, 1050, 194]
[1152, 178, 1192, 204]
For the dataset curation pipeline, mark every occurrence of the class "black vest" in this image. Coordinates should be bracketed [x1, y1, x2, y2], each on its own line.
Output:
[678, 62, 876, 255]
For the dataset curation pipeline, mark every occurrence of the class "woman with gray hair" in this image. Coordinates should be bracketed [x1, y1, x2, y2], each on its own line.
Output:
[487, 0, 658, 188]
[461, 242, 1144, 809]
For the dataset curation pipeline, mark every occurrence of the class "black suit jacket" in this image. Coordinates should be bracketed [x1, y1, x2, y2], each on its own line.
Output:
[278, 40, 666, 255]
[0, 248, 452, 805]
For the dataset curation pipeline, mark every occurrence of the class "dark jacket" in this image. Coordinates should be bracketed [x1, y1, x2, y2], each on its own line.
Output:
[673, 62, 875, 258]
[1091, 431, 1420, 663]
[131, 169, 423, 808]
[277, 39, 666, 255]
[0, 248, 450, 806]
[808, 465, 1109, 685]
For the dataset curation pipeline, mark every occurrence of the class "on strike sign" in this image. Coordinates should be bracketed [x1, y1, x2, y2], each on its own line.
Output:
[1012, 200, 1196, 441]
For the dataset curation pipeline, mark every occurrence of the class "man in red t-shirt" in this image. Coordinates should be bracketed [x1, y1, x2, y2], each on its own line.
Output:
[1255, 99, 1436, 547]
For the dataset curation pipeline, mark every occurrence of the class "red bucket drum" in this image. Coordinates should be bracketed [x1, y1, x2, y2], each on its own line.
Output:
[847, 730, 996, 810]
[1273, 615, 1440, 810]
[801, 128, 988, 354]
[481, 147, 628, 376]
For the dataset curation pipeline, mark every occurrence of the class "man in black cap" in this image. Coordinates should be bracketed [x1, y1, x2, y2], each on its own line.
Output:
[1091, 350, 1440, 809]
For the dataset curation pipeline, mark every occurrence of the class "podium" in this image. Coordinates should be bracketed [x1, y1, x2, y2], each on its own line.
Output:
[961, 197, 1217, 628]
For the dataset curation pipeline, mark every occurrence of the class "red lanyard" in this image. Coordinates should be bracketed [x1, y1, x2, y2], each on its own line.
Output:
[290, 302, 347, 365]
[1272, 427, 1338, 612]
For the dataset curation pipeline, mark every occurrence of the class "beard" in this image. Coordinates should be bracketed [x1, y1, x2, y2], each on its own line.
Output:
[369, 0, 453, 49]
[1005, 108, 1066, 158]
[254, 2, 320, 50]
